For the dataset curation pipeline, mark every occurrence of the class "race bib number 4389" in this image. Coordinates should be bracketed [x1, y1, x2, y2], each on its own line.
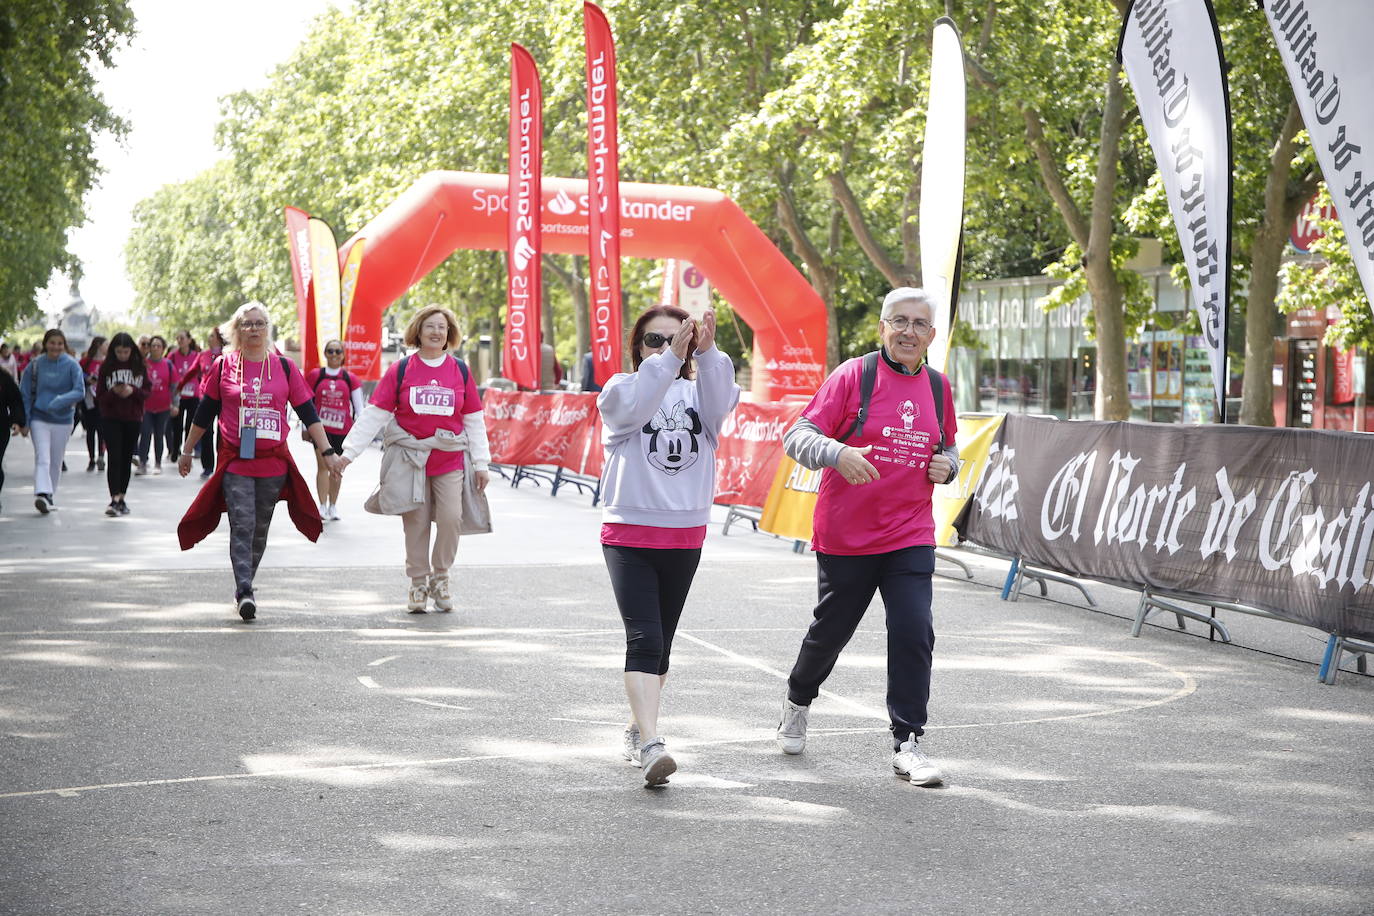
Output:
[410, 383, 456, 416]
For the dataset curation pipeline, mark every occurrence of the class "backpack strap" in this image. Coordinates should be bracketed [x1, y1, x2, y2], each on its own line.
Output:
[836, 351, 880, 443]
[396, 354, 468, 390]
[926, 365, 946, 452]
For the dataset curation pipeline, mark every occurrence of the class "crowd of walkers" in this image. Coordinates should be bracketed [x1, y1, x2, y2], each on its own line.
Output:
[2, 287, 957, 791]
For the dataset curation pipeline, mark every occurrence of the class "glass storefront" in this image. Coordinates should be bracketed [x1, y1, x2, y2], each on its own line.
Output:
[952, 270, 1220, 423]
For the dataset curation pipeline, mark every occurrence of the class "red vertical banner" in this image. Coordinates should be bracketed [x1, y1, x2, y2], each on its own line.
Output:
[506, 43, 543, 391]
[584, 2, 623, 385]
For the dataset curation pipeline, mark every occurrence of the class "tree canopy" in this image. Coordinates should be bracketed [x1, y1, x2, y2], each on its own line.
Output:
[119, 0, 1363, 416]
[0, 0, 134, 333]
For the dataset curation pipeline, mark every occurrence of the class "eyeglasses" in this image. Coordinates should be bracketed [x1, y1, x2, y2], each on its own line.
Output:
[239, 319, 269, 330]
[642, 331, 672, 348]
[324, 348, 344, 355]
[882, 316, 933, 333]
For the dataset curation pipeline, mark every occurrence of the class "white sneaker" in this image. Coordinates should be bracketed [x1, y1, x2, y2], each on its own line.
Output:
[319, 502, 330, 519]
[328, 503, 340, 521]
[429, 574, 453, 612]
[892, 733, 943, 786]
[407, 578, 429, 613]
[622, 724, 642, 767]
[639, 737, 676, 786]
[776, 699, 809, 755]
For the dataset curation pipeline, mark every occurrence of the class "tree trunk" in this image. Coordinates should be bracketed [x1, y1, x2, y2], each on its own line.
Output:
[1085, 69, 1130, 420]
[776, 183, 840, 370]
[1023, 68, 1129, 420]
[544, 254, 590, 384]
[1241, 100, 1315, 426]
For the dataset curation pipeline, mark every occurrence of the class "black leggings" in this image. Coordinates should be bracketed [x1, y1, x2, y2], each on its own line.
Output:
[101, 418, 140, 498]
[0, 424, 9, 494]
[602, 544, 702, 675]
[171, 397, 198, 454]
[80, 402, 105, 461]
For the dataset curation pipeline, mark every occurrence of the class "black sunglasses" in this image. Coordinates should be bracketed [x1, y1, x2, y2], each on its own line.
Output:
[324, 348, 344, 355]
[642, 331, 671, 348]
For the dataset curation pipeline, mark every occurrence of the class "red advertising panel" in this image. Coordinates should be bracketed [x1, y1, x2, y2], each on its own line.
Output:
[506, 44, 543, 390]
[584, 3, 623, 385]
[712, 400, 806, 507]
[484, 391, 600, 471]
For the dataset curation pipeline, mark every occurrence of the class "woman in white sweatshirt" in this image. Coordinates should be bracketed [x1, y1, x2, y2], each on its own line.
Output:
[597, 305, 740, 787]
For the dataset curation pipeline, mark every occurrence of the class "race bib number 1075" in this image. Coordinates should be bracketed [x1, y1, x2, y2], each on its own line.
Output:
[410, 383, 456, 416]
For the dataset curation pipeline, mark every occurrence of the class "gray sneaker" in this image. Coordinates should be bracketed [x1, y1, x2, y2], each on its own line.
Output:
[776, 699, 809, 755]
[892, 733, 943, 786]
[639, 737, 676, 786]
[622, 724, 642, 767]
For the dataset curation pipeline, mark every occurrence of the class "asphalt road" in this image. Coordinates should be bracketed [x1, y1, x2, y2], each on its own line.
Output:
[2, 433, 1372, 915]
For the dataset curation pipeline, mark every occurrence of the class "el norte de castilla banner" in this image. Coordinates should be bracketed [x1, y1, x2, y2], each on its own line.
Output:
[956, 415, 1374, 642]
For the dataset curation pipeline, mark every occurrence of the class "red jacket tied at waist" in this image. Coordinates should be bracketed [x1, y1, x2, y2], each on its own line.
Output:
[177, 441, 323, 551]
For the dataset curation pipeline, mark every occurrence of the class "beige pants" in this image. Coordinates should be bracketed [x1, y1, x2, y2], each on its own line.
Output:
[401, 469, 464, 580]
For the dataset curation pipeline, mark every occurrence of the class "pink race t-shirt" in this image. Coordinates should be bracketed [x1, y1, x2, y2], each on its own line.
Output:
[802, 356, 957, 555]
[202, 353, 314, 478]
[145, 359, 173, 413]
[169, 350, 199, 397]
[307, 368, 358, 435]
[600, 523, 708, 549]
[370, 355, 481, 476]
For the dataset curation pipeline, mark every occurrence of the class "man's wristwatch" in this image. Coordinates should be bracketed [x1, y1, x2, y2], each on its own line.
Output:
[320, 447, 341, 457]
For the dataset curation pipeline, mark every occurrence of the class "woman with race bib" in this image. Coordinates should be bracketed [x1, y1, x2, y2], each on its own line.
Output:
[338, 306, 490, 614]
[306, 339, 364, 521]
[176, 303, 339, 621]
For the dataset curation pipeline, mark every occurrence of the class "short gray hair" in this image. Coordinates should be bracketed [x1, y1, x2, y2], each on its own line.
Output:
[881, 287, 935, 320]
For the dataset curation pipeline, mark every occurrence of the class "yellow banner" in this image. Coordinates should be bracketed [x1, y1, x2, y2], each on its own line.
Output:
[309, 218, 342, 364]
[933, 414, 1003, 546]
[339, 238, 365, 337]
[757, 413, 1006, 547]
[759, 455, 822, 542]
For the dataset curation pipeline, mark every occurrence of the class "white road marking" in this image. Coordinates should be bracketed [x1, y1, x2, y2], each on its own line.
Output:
[405, 698, 470, 711]
[367, 655, 399, 667]
[675, 630, 887, 721]
[356, 676, 380, 689]
[551, 717, 630, 727]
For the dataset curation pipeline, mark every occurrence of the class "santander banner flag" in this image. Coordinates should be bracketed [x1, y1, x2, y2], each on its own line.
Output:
[506, 43, 543, 391]
[584, 2, 623, 385]
[1119, 0, 1233, 420]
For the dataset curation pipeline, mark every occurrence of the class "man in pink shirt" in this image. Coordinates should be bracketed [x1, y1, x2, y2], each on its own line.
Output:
[774, 287, 960, 787]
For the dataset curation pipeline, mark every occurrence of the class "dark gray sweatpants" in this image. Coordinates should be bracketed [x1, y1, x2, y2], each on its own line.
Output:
[222, 471, 285, 599]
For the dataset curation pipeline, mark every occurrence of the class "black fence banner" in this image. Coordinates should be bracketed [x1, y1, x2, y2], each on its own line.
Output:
[956, 415, 1374, 641]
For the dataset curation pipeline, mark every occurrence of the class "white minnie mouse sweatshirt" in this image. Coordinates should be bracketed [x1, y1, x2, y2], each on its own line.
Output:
[597, 346, 740, 528]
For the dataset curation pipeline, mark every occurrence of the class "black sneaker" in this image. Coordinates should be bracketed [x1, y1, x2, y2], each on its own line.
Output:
[105, 502, 118, 517]
[237, 595, 257, 621]
[116, 501, 130, 516]
[34, 494, 50, 515]
[86, 460, 96, 472]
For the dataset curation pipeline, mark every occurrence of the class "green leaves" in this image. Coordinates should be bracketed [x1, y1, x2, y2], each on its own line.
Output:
[0, 0, 134, 332]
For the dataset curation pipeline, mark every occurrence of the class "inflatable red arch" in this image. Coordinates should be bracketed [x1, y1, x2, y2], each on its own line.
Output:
[332, 171, 827, 401]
